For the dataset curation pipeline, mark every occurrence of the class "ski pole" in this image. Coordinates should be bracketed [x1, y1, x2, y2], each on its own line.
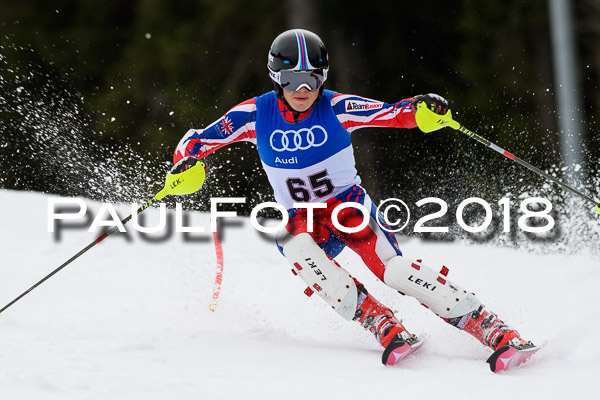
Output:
[0, 160, 206, 316]
[414, 102, 600, 211]
[208, 218, 224, 312]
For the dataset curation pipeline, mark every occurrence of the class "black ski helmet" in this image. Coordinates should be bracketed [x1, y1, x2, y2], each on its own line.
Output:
[268, 29, 329, 94]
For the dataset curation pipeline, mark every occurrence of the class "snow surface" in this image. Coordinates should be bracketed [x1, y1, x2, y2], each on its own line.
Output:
[1, 189, 599, 400]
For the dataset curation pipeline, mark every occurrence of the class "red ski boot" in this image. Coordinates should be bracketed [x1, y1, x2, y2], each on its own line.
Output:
[354, 286, 423, 365]
[445, 305, 538, 372]
[453, 305, 523, 350]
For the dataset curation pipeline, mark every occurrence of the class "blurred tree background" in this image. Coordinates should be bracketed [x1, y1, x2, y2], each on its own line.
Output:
[1, 0, 599, 229]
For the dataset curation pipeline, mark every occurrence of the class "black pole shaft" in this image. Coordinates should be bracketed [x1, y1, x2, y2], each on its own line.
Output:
[0, 196, 158, 315]
[455, 124, 598, 206]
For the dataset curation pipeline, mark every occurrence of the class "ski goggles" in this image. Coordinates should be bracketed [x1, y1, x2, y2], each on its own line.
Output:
[269, 68, 328, 92]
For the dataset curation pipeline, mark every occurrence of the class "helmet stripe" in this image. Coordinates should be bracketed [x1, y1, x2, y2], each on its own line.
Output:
[296, 30, 307, 71]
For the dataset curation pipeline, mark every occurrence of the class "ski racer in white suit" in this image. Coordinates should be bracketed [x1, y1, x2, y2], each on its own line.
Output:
[173, 29, 533, 365]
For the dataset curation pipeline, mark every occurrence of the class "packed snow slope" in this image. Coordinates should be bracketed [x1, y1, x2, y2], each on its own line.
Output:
[1, 189, 599, 400]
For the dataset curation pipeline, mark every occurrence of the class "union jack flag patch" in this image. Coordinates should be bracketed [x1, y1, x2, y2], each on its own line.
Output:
[219, 116, 234, 135]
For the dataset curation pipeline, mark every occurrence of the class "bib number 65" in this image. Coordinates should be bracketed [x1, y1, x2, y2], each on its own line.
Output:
[286, 170, 334, 202]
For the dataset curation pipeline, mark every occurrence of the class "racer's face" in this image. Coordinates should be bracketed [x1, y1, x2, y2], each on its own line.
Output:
[283, 87, 319, 112]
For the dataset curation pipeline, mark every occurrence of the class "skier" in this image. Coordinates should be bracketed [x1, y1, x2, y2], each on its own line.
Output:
[173, 29, 535, 369]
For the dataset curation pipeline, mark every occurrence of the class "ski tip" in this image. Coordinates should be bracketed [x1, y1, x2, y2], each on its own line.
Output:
[487, 346, 517, 373]
[486, 343, 539, 373]
[381, 336, 424, 366]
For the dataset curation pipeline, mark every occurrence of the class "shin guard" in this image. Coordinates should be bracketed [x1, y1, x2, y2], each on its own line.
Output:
[383, 256, 481, 318]
[282, 233, 358, 320]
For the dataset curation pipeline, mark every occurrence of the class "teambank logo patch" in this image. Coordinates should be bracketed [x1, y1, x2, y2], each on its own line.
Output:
[345, 100, 384, 112]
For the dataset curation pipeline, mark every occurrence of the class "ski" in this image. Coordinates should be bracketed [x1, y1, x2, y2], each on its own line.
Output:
[382, 335, 424, 366]
[486, 341, 539, 373]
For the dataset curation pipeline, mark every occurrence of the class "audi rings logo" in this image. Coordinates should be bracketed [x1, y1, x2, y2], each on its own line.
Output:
[269, 125, 328, 152]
